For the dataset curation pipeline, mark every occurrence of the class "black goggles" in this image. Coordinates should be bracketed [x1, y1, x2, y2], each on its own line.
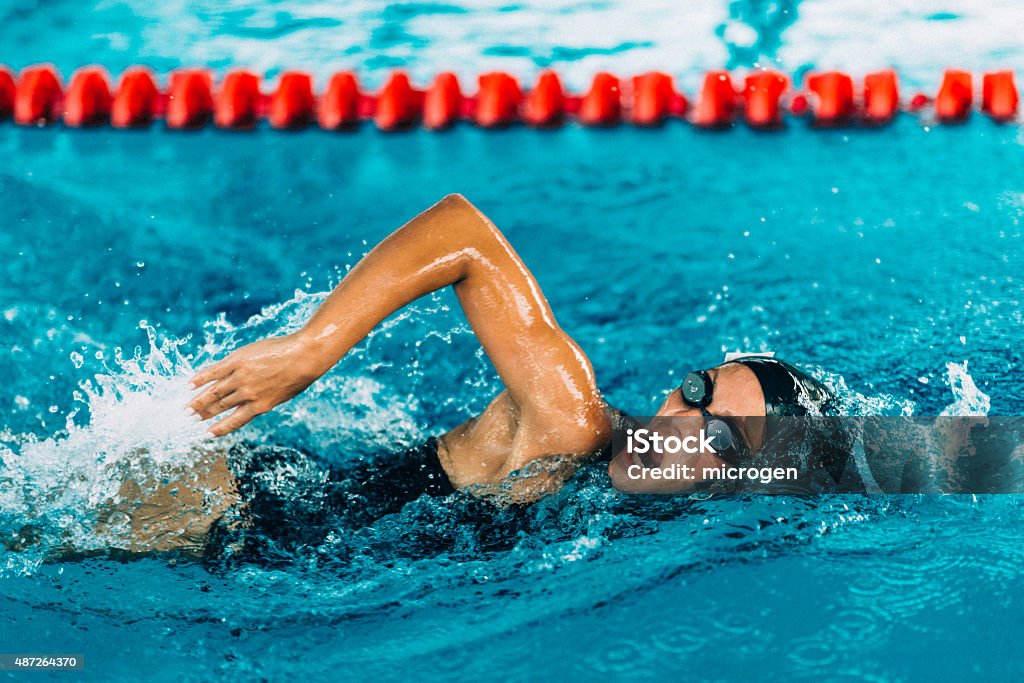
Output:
[679, 369, 746, 457]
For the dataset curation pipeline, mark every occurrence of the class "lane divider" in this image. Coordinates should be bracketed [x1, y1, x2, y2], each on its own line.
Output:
[0, 65, 1019, 131]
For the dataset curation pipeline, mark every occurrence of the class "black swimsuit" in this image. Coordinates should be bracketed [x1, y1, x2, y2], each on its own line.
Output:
[206, 358, 856, 563]
[205, 438, 455, 563]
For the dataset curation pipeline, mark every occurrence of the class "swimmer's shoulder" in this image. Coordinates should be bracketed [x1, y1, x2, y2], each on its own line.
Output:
[439, 397, 618, 488]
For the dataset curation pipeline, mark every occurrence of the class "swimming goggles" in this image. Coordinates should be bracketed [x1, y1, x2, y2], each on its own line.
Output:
[679, 369, 747, 459]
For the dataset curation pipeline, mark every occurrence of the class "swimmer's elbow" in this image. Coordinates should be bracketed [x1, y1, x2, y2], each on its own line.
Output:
[439, 193, 491, 232]
[437, 193, 481, 233]
[440, 192, 473, 212]
[437, 192, 508, 257]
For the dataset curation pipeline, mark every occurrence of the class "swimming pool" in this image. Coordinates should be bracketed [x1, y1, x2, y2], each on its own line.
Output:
[2, 113, 1022, 679]
[4, 2, 1024, 681]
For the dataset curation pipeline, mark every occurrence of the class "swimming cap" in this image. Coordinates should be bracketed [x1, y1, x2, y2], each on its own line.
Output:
[730, 356, 836, 417]
[730, 356, 850, 485]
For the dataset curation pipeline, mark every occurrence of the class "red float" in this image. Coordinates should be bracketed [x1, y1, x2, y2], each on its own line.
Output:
[789, 93, 809, 116]
[458, 91, 477, 120]
[4, 65, 1018, 131]
[375, 71, 422, 130]
[423, 72, 463, 130]
[693, 71, 736, 127]
[269, 71, 314, 129]
[630, 71, 680, 126]
[0, 67, 13, 119]
[667, 87, 688, 117]
[318, 72, 361, 129]
[215, 70, 261, 129]
[523, 71, 565, 127]
[805, 71, 854, 125]
[166, 70, 213, 129]
[475, 72, 521, 128]
[63, 67, 113, 127]
[579, 72, 621, 126]
[982, 71, 1018, 122]
[935, 69, 972, 122]
[863, 70, 899, 123]
[743, 71, 788, 129]
[358, 92, 377, 120]
[14, 65, 62, 125]
[111, 68, 159, 127]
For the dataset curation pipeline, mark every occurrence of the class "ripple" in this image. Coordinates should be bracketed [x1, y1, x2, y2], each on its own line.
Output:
[826, 606, 894, 650]
[712, 611, 756, 636]
[585, 639, 656, 677]
[788, 639, 839, 668]
[651, 624, 706, 655]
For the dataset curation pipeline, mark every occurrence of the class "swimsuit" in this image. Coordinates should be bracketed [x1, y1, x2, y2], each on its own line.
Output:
[205, 438, 455, 563]
[206, 357, 856, 564]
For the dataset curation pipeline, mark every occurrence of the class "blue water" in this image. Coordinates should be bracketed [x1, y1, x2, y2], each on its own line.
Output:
[3, 117, 1022, 680]
[4, 2, 1024, 681]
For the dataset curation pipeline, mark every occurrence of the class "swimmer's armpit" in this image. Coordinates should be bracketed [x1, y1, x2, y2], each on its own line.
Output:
[191, 194, 607, 446]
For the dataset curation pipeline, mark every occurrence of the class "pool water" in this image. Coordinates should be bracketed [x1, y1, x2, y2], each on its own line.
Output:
[5, 0, 1024, 678]
[2, 117, 1023, 680]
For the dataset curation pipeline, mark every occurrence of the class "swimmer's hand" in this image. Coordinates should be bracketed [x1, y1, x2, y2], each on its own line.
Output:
[188, 333, 323, 436]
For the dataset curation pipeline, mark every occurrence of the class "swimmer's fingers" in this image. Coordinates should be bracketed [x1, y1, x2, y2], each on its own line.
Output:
[189, 359, 233, 390]
[199, 389, 246, 421]
[208, 405, 257, 438]
[189, 375, 240, 419]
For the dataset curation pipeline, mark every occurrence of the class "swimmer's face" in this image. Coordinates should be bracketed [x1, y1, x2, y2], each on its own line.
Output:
[607, 364, 766, 493]
[607, 395, 719, 494]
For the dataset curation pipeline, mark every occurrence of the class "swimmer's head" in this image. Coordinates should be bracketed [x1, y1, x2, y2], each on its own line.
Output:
[607, 362, 766, 493]
[607, 357, 848, 493]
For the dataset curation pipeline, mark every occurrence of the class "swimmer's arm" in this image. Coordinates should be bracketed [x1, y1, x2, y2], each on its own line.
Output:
[190, 194, 609, 448]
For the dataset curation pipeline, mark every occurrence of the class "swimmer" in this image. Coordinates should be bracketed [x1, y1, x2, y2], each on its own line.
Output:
[44, 195, 1006, 561]
[187, 194, 847, 505]
[29, 193, 850, 563]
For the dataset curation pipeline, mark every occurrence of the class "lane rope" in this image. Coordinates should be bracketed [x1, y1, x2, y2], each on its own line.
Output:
[0, 65, 1018, 130]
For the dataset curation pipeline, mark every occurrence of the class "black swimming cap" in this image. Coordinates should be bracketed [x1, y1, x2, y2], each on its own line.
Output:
[729, 356, 850, 486]
[730, 356, 836, 417]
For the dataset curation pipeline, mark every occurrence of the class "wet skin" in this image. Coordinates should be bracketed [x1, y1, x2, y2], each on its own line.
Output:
[188, 195, 766, 501]
[608, 363, 767, 493]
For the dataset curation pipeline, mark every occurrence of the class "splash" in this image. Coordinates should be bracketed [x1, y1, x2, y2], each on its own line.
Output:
[0, 276, 997, 578]
[806, 366, 916, 417]
[717, 0, 802, 70]
[0, 323, 209, 574]
[939, 361, 991, 417]
[0, 287, 453, 575]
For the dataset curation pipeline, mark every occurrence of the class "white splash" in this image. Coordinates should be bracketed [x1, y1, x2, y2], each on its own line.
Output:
[940, 361, 991, 417]
[0, 288, 438, 575]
